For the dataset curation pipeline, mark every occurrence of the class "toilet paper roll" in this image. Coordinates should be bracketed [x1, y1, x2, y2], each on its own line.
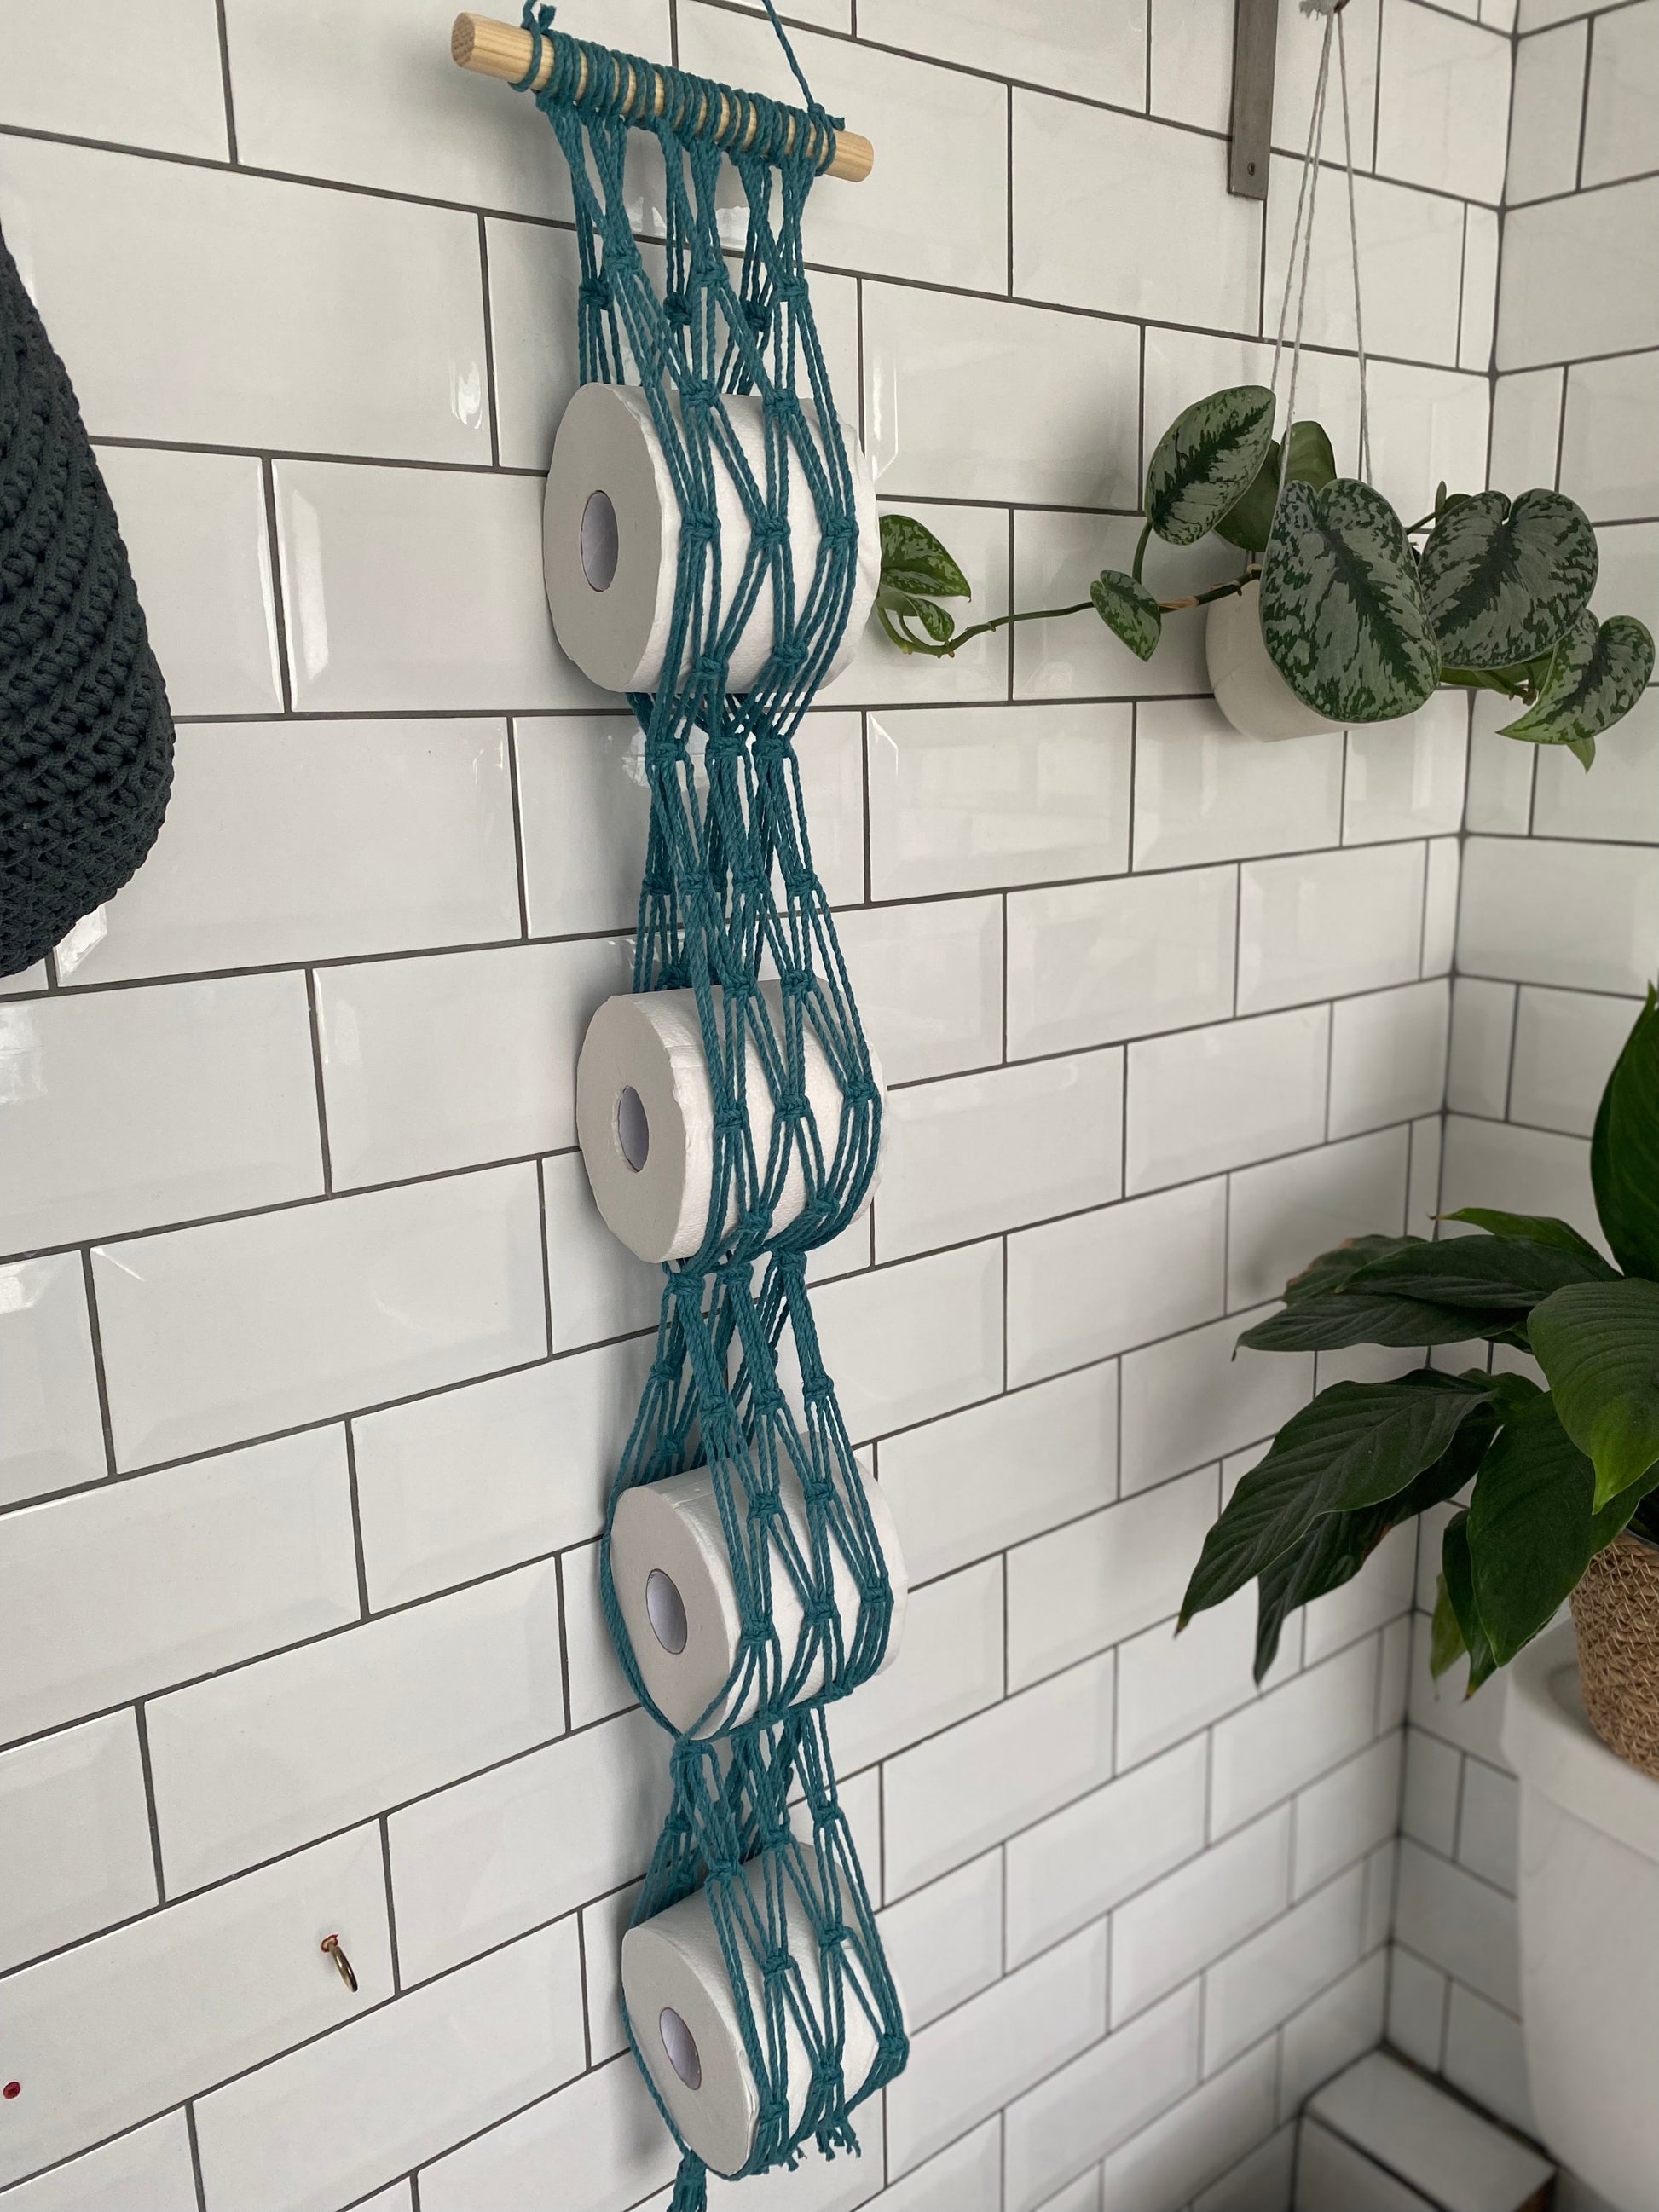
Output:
[542, 381, 881, 696]
[611, 1453, 906, 1738]
[621, 1854, 883, 2177]
[575, 978, 884, 1265]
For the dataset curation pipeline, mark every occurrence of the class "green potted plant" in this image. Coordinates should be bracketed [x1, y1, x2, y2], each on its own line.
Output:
[1178, 988, 1659, 1779]
[877, 384, 1656, 765]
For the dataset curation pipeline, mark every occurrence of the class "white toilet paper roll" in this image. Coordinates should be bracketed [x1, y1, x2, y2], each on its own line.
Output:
[622, 1855, 883, 2177]
[575, 978, 883, 1265]
[611, 1453, 906, 1737]
[542, 382, 881, 696]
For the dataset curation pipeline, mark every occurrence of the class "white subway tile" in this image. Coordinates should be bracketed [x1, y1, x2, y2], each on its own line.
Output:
[1239, 844, 1426, 1015]
[867, 2120, 1000, 2212]
[1509, 985, 1637, 1137]
[1500, 178, 1659, 368]
[1296, 2117, 1435, 2212]
[223, 0, 668, 217]
[98, 447, 283, 716]
[1008, 1469, 1218, 1692]
[835, 898, 1003, 1088]
[1111, 1809, 1291, 2022]
[0, 1827, 391, 2190]
[0, 2114, 198, 2212]
[876, 1851, 1003, 2033]
[389, 1708, 668, 1984]
[1015, 97, 1259, 330]
[1533, 694, 1659, 844]
[1275, 0, 1380, 167]
[1005, 1736, 1210, 1967]
[877, 1053, 1123, 1262]
[0, 139, 487, 460]
[1408, 1610, 1512, 1767]
[1194, 2124, 1297, 2212]
[862, 0, 1145, 101]
[194, 1922, 585, 2212]
[1505, 20, 1587, 202]
[1005, 1986, 1200, 2212]
[147, 1562, 563, 1891]
[419, 2050, 675, 2212]
[832, 1558, 1003, 1772]
[789, 713, 870, 912]
[679, 8, 1007, 292]
[868, 704, 1131, 900]
[1114, 1591, 1274, 1770]
[706, 2111, 884, 2212]
[1592, 517, 1659, 639]
[1328, 981, 1449, 1140]
[540, 1152, 664, 1356]
[1008, 866, 1238, 1060]
[1, 0, 226, 155]
[1403, 1726, 1462, 1856]
[1304, 1522, 1417, 1664]
[1387, 1945, 1448, 2071]
[1465, 715, 1537, 837]
[1459, 835, 1659, 993]
[1294, 1736, 1405, 1899]
[0, 1429, 356, 1741]
[317, 938, 630, 1187]
[59, 721, 519, 986]
[1408, 1116, 1444, 1241]
[1563, 353, 1659, 526]
[1127, 1008, 1329, 1193]
[887, 1923, 1107, 2178]
[0, 1255, 107, 1509]
[1228, 1129, 1409, 1310]
[1444, 1982, 1535, 2135]
[1211, 1641, 1379, 1837]
[1205, 1863, 1364, 2072]
[578, 1877, 638, 2065]
[1151, 0, 1234, 131]
[1008, 1177, 1227, 1386]
[1460, 208, 1500, 373]
[0, 1715, 155, 1973]
[1490, 365, 1564, 491]
[803, 1241, 1003, 1447]
[354, 1337, 653, 1608]
[1267, 160, 1465, 367]
[1014, 519, 1243, 702]
[94, 1165, 546, 1470]
[0, 976, 322, 1255]
[561, 1539, 639, 1731]
[866, 286, 1139, 508]
[1393, 1838, 1520, 2010]
[1367, 361, 1493, 540]
[1344, 696, 1468, 844]
[275, 461, 593, 714]
[1376, 5, 1511, 203]
[1120, 1308, 1314, 1493]
[1097, 2044, 1278, 2212]
[1581, 0, 1659, 186]
[1457, 1757, 1520, 1895]
[1426, 836, 1459, 979]
[1446, 976, 1517, 1118]
[884, 1654, 1115, 1899]
[514, 713, 646, 938]
[1277, 1950, 1388, 2117]
[1440, 1114, 1598, 1254]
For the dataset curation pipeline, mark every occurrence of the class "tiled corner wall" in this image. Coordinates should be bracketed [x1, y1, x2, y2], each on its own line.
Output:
[1390, 0, 1659, 2147]
[0, 3, 1515, 2209]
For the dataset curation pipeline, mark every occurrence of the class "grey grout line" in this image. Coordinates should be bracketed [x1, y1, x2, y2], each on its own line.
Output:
[184, 2099, 209, 2212]
[211, 0, 238, 167]
[78, 1245, 120, 1484]
[133, 1701, 171, 1906]
[258, 456, 294, 716]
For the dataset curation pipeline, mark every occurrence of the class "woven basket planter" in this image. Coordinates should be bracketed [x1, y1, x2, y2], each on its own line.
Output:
[1569, 1533, 1659, 1780]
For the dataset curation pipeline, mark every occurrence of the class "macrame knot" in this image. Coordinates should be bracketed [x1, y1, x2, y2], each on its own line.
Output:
[578, 274, 612, 310]
[662, 290, 692, 326]
[513, 0, 557, 90]
[743, 297, 773, 336]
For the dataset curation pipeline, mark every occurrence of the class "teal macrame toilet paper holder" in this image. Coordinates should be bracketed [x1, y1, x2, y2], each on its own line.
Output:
[456, 10, 905, 2207]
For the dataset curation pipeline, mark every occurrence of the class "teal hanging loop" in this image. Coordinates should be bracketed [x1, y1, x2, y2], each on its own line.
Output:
[511, 0, 555, 90]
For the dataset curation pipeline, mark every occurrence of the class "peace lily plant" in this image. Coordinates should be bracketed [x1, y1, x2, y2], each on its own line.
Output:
[1177, 990, 1659, 1761]
[878, 384, 1656, 763]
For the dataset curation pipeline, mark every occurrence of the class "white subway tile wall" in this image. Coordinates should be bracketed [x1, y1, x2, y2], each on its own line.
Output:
[0, 0, 1525, 2203]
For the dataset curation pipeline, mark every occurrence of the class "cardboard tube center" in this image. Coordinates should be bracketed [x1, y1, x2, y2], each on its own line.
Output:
[581, 488, 620, 591]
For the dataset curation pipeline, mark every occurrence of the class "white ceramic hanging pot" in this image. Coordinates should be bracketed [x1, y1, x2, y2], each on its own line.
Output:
[1205, 579, 1346, 742]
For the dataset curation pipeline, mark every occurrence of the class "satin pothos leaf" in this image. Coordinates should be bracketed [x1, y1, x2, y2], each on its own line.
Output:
[1500, 611, 1656, 747]
[1090, 570, 1162, 661]
[1419, 488, 1598, 671]
[1145, 384, 1276, 546]
[877, 513, 970, 598]
[1216, 419, 1338, 553]
[1261, 478, 1441, 723]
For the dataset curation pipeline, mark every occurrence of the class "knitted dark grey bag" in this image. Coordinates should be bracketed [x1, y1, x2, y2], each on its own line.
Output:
[0, 222, 173, 977]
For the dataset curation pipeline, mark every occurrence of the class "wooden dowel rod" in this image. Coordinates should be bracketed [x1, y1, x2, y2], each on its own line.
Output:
[450, 12, 875, 182]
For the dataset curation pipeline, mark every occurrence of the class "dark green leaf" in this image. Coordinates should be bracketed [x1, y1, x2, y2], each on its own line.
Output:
[1419, 489, 1598, 671]
[1090, 569, 1162, 661]
[1347, 1231, 1611, 1310]
[1180, 1375, 1493, 1625]
[1437, 1511, 1498, 1690]
[877, 513, 970, 599]
[1216, 420, 1338, 553]
[876, 588, 955, 645]
[1440, 1208, 1614, 1273]
[1283, 1235, 1426, 1301]
[1238, 1292, 1522, 1352]
[1145, 384, 1277, 547]
[1261, 479, 1441, 723]
[1529, 1278, 1659, 1510]
[1500, 611, 1656, 748]
[1593, 985, 1659, 1281]
[1468, 1392, 1595, 1663]
[1591, 1460, 1659, 1551]
[1431, 1571, 1466, 1677]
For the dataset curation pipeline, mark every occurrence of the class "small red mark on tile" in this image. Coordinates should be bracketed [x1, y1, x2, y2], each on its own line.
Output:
[3, 2083, 20, 2101]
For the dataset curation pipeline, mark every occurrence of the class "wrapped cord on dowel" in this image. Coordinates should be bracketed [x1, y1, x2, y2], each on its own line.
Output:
[505, 6, 906, 2203]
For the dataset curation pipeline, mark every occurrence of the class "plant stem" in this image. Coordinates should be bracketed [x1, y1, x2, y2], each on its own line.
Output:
[1130, 519, 1153, 585]
[884, 569, 1258, 659]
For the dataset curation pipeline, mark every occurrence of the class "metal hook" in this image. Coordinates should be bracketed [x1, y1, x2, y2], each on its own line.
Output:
[321, 1934, 358, 1994]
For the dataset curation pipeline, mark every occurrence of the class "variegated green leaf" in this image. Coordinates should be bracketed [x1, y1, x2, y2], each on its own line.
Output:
[1145, 384, 1276, 547]
[1500, 610, 1656, 747]
[1090, 569, 1161, 661]
[1217, 419, 1338, 553]
[1260, 479, 1441, 723]
[1419, 488, 1597, 671]
[878, 513, 970, 598]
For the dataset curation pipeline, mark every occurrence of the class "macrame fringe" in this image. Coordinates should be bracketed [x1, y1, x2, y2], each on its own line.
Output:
[670, 2154, 708, 2212]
